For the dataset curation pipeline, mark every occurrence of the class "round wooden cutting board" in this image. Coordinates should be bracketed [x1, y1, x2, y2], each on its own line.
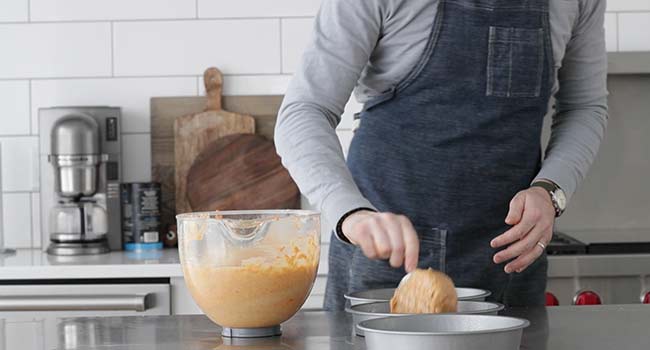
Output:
[174, 67, 255, 215]
[185, 133, 300, 211]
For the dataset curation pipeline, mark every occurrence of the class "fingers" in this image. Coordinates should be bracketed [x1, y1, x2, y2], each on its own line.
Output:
[374, 214, 403, 268]
[505, 225, 553, 273]
[347, 212, 419, 272]
[400, 216, 420, 272]
[386, 226, 405, 269]
[494, 223, 540, 267]
[491, 208, 537, 249]
[371, 228, 392, 260]
[505, 240, 545, 273]
[505, 191, 526, 225]
[354, 228, 378, 259]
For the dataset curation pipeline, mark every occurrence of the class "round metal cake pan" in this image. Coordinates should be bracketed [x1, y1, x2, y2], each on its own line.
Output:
[346, 301, 504, 336]
[358, 314, 529, 350]
[344, 287, 491, 306]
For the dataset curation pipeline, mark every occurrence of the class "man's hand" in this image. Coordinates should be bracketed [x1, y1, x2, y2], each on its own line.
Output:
[491, 187, 555, 274]
[342, 211, 419, 272]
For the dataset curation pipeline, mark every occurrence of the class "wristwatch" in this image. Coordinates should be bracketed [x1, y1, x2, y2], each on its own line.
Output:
[531, 181, 567, 217]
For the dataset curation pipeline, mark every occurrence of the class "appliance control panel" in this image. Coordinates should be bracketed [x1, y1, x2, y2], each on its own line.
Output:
[106, 117, 119, 141]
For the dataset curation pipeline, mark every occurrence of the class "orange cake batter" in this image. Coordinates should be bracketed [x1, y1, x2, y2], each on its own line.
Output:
[390, 268, 458, 314]
[183, 234, 319, 328]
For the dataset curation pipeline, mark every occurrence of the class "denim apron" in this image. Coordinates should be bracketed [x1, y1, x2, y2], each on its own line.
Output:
[324, 0, 553, 310]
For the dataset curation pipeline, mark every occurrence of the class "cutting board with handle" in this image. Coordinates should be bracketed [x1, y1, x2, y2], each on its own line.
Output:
[174, 67, 255, 215]
[186, 133, 300, 211]
[151, 76, 284, 231]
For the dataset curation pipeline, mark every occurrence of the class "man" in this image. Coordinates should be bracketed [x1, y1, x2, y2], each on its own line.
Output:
[275, 0, 608, 310]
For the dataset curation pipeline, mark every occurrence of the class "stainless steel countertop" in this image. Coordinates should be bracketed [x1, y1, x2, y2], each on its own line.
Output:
[4, 305, 650, 349]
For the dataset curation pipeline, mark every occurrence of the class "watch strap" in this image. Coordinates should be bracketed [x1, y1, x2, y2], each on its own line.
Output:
[335, 207, 376, 244]
[530, 181, 562, 217]
[531, 181, 557, 193]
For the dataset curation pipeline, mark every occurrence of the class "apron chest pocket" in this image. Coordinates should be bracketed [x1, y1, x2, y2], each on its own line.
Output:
[486, 26, 544, 98]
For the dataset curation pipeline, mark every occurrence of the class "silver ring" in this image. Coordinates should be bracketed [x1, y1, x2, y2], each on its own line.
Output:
[536, 241, 547, 250]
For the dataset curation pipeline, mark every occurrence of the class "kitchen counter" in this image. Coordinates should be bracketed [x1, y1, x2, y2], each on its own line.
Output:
[3, 305, 650, 349]
[2, 245, 650, 280]
[0, 246, 332, 280]
[0, 248, 184, 280]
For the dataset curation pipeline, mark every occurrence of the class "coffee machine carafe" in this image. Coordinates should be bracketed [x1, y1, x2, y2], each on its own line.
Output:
[39, 107, 122, 255]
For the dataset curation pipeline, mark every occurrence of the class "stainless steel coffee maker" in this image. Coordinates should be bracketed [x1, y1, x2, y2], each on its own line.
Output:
[39, 107, 122, 255]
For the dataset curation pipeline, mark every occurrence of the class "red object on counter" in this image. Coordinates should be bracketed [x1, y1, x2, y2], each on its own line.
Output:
[574, 290, 602, 305]
[545, 292, 560, 306]
[643, 292, 650, 304]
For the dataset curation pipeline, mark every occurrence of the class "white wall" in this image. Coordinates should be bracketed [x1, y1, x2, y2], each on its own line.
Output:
[0, 0, 647, 248]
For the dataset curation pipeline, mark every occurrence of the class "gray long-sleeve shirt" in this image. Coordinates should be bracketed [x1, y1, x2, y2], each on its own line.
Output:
[275, 0, 608, 232]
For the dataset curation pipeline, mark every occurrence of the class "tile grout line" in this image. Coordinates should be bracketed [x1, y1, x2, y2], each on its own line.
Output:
[195, 0, 199, 18]
[27, 0, 31, 22]
[0, 190, 37, 194]
[0, 73, 293, 81]
[0, 15, 317, 25]
[0, 134, 39, 138]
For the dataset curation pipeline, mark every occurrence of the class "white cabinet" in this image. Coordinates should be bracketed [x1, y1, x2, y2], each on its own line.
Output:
[170, 276, 202, 315]
[0, 283, 171, 319]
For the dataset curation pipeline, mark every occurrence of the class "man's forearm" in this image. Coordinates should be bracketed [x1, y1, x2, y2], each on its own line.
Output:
[534, 106, 608, 201]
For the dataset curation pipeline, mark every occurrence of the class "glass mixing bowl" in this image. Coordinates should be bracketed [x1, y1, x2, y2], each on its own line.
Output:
[177, 210, 320, 337]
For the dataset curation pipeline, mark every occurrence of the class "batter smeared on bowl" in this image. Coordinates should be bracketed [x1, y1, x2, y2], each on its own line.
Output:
[183, 233, 319, 328]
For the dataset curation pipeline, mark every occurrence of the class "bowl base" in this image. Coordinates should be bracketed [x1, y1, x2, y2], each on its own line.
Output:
[222, 325, 282, 338]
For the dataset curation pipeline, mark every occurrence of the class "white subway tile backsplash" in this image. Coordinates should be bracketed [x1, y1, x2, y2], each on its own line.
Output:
[197, 75, 291, 96]
[122, 134, 152, 183]
[0, 81, 30, 135]
[0, 137, 38, 192]
[113, 19, 281, 77]
[604, 13, 618, 52]
[30, 0, 196, 22]
[607, 0, 650, 12]
[221, 75, 292, 96]
[31, 192, 41, 248]
[0, 23, 111, 79]
[2, 192, 32, 248]
[31, 77, 197, 134]
[281, 18, 315, 73]
[618, 13, 650, 51]
[199, 0, 320, 18]
[0, 0, 28, 22]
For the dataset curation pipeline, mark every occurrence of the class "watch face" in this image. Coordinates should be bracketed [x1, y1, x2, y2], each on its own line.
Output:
[554, 189, 567, 210]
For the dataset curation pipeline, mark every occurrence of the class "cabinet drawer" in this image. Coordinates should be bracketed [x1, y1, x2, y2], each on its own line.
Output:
[0, 283, 170, 319]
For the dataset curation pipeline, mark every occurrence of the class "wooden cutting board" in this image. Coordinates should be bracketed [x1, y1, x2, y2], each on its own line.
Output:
[186, 133, 300, 211]
[151, 80, 284, 230]
[174, 67, 255, 215]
